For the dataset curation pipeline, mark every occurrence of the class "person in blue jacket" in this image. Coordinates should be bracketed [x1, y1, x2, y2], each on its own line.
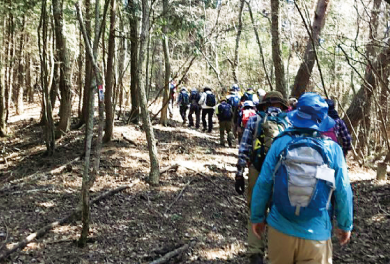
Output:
[251, 93, 353, 264]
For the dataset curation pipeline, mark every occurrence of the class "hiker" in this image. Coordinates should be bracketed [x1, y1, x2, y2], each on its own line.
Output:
[177, 87, 190, 124]
[169, 80, 177, 118]
[257, 89, 266, 104]
[235, 91, 289, 264]
[241, 87, 259, 103]
[232, 83, 241, 96]
[236, 100, 256, 143]
[216, 97, 234, 147]
[287, 97, 298, 112]
[226, 86, 241, 137]
[251, 93, 353, 264]
[198, 87, 216, 133]
[188, 87, 201, 129]
[323, 99, 352, 157]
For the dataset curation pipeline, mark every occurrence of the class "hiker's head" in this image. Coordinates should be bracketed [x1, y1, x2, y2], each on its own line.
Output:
[191, 87, 197, 92]
[181, 87, 187, 92]
[246, 87, 254, 94]
[231, 84, 239, 92]
[325, 99, 340, 119]
[261, 91, 288, 110]
[204, 87, 212, 92]
[220, 97, 227, 102]
[288, 97, 298, 107]
[288, 93, 335, 132]
[243, 100, 255, 109]
[257, 89, 266, 102]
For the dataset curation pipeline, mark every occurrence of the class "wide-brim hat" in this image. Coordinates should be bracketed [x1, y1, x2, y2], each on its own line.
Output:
[259, 91, 288, 109]
[287, 93, 335, 132]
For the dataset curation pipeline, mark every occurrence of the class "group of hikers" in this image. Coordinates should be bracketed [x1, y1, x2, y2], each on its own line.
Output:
[171, 83, 354, 264]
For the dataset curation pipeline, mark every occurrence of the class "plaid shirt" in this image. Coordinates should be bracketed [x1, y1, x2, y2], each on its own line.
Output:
[335, 118, 352, 155]
[237, 107, 284, 168]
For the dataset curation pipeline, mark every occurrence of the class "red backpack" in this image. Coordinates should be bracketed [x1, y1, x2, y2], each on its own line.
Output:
[241, 109, 256, 128]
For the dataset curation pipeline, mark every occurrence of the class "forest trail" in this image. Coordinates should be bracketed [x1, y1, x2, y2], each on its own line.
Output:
[0, 101, 389, 264]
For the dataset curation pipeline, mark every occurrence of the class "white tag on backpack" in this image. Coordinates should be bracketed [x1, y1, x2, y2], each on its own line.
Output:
[315, 165, 335, 188]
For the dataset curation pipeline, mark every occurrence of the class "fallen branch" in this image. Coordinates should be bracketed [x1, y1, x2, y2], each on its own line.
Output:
[165, 179, 194, 214]
[149, 242, 194, 264]
[121, 133, 137, 146]
[1, 157, 81, 191]
[0, 183, 136, 261]
[160, 164, 179, 174]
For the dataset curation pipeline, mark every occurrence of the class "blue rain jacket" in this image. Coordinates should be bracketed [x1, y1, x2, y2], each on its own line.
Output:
[251, 132, 353, 241]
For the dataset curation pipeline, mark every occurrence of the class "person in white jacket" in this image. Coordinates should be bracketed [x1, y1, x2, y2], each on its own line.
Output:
[198, 87, 216, 132]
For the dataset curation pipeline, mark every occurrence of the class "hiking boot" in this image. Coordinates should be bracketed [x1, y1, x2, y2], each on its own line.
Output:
[220, 143, 225, 147]
[202, 128, 207, 132]
[228, 142, 232, 148]
[249, 254, 264, 264]
[207, 130, 212, 133]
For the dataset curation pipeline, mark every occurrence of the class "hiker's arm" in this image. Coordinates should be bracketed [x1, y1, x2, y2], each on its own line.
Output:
[333, 145, 354, 232]
[338, 119, 352, 156]
[237, 119, 256, 168]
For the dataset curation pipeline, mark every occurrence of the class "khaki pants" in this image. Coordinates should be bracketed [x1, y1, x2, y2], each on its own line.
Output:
[247, 165, 265, 255]
[219, 120, 233, 145]
[268, 226, 332, 264]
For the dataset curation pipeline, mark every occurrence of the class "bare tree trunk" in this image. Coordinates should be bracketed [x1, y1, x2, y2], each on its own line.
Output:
[26, 54, 33, 103]
[75, 0, 107, 247]
[15, 16, 25, 115]
[5, 14, 14, 123]
[78, 0, 92, 127]
[128, 0, 140, 124]
[103, 0, 116, 143]
[160, 0, 170, 126]
[232, 0, 245, 84]
[53, 0, 73, 136]
[270, 0, 287, 98]
[78, 30, 83, 117]
[39, 0, 55, 156]
[138, 0, 160, 185]
[246, 0, 272, 90]
[291, 0, 331, 98]
[116, 12, 125, 119]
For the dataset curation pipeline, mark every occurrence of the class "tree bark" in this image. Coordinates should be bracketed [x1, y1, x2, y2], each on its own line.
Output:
[15, 16, 25, 115]
[160, 0, 170, 126]
[291, 0, 331, 98]
[103, 0, 116, 143]
[39, 0, 55, 156]
[270, 0, 287, 98]
[138, 0, 160, 185]
[232, 0, 245, 84]
[53, 0, 73, 136]
[128, 0, 140, 124]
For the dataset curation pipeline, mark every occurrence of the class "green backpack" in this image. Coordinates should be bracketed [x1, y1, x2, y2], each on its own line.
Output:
[251, 111, 290, 171]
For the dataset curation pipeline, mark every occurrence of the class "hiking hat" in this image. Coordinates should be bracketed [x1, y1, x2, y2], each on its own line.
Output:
[204, 87, 212, 92]
[181, 87, 187, 92]
[261, 91, 288, 109]
[288, 93, 335, 132]
[232, 84, 240, 91]
[220, 97, 227, 102]
[325, 99, 340, 119]
[257, 89, 266, 103]
[243, 100, 255, 108]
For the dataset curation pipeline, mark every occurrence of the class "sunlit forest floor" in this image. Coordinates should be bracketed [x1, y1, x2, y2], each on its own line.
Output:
[0, 98, 389, 264]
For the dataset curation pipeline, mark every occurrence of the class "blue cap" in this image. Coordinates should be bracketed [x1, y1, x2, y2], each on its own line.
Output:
[287, 93, 335, 132]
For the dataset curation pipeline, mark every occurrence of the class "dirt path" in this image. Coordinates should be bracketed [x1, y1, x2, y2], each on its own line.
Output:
[0, 102, 389, 263]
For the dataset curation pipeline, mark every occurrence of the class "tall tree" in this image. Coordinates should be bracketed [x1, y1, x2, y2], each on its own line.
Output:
[138, 0, 160, 185]
[39, 0, 55, 155]
[270, 0, 287, 98]
[103, 0, 116, 142]
[128, 0, 140, 124]
[160, 0, 170, 126]
[232, 0, 245, 84]
[291, 0, 332, 98]
[53, 0, 73, 136]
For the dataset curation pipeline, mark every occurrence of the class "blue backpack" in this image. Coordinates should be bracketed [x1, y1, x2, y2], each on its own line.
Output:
[227, 95, 240, 108]
[180, 91, 189, 105]
[189, 91, 200, 104]
[272, 131, 336, 221]
[218, 103, 233, 120]
[243, 92, 254, 102]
